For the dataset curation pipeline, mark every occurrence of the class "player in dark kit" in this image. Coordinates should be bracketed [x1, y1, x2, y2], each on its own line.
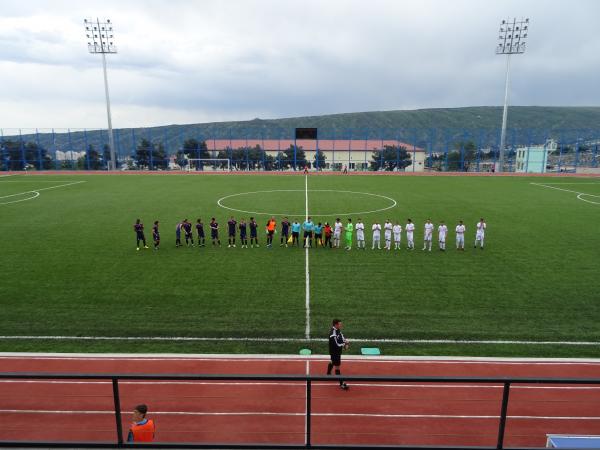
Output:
[182, 219, 194, 247]
[239, 218, 248, 248]
[249, 217, 259, 248]
[280, 217, 290, 247]
[152, 221, 160, 250]
[196, 219, 205, 247]
[327, 319, 349, 390]
[175, 221, 183, 247]
[323, 222, 333, 248]
[134, 219, 148, 251]
[210, 218, 220, 246]
[227, 216, 237, 248]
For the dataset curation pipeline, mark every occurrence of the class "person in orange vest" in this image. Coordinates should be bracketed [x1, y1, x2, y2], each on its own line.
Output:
[265, 217, 277, 248]
[127, 404, 155, 443]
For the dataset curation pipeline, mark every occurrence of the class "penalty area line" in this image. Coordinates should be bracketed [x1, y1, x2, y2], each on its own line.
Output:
[1, 335, 600, 346]
[531, 182, 600, 196]
[0, 181, 86, 199]
[531, 182, 600, 203]
[0, 181, 86, 205]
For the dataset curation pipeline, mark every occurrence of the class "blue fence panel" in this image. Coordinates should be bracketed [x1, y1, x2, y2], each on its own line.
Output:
[1, 127, 600, 172]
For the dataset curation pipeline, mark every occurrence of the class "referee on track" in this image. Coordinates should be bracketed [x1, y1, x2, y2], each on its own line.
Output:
[327, 319, 349, 390]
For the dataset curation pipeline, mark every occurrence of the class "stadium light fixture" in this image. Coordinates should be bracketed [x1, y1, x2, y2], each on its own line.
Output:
[495, 17, 529, 172]
[84, 18, 117, 170]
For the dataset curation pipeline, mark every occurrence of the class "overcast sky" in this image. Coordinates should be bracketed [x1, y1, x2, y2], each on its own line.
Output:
[0, 0, 598, 129]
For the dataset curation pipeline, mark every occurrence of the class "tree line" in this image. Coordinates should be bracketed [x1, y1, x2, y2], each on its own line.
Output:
[3, 136, 523, 171]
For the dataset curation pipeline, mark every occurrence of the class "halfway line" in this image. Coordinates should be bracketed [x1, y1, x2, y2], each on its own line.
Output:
[304, 174, 310, 340]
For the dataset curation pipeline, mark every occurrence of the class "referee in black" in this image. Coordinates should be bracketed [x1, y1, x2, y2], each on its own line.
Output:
[327, 319, 349, 390]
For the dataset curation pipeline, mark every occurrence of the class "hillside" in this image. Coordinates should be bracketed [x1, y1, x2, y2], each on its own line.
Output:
[183, 106, 600, 136]
[7, 106, 600, 154]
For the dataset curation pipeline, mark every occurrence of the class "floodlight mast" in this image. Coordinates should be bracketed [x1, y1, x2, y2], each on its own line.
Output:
[496, 17, 529, 172]
[84, 18, 117, 170]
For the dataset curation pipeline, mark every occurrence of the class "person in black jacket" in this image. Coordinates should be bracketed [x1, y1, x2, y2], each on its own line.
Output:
[327, 319, 349, 390]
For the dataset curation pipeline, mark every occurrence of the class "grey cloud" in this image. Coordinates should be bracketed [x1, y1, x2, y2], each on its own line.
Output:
[1, 0, 600, 129]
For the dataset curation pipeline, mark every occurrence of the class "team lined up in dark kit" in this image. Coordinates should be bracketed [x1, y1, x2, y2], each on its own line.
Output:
[133, 217, 317, 250]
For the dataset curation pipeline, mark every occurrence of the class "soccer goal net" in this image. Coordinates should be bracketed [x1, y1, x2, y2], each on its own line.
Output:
[186, 158, 231, 172]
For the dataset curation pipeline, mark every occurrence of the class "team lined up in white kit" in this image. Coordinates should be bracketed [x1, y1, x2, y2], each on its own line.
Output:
[344, 218, 487, 251]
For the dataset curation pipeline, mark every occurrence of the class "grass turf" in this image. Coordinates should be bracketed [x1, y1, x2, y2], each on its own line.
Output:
[1, 173, 599, 357]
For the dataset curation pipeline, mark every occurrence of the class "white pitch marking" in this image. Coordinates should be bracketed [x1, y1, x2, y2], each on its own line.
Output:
[32, 180, 87, 192]
[0, 191, 40, 204]
[531, 183, 600, 196]
[0, 191, 39, 199]
[0, 353, 600, 367]
[216, 189, 397, 217]
[2, 335, 600, 346]
[577, 193, 600, 205]
[2, 353, 600, 364]
[0, 180, 84, 183]
[304, 176, 310, 340]
[531, 182, 600, 206]
[529, 182, 600, 185]
[0, 180, 86, 206]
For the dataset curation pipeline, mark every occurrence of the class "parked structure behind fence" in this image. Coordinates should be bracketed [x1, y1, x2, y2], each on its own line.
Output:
[1, 127, 599, 173]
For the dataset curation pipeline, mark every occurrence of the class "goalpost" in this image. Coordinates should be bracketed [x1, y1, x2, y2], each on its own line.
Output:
[186, 158, 231, 172]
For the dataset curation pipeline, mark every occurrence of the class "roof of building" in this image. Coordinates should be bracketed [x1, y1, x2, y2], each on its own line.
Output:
[207, 139, 424, 152]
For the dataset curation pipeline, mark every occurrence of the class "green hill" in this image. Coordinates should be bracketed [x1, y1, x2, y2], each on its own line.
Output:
[133, 106, 600, 141]
[207, 106, 600, 135]
[7, 106, 600, 155]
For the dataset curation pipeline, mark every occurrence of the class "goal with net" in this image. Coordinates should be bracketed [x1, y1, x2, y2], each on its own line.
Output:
[186, 158, 231, 172]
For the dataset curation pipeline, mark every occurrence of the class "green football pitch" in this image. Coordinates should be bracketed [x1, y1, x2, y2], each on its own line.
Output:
[1, 173, 600, 357]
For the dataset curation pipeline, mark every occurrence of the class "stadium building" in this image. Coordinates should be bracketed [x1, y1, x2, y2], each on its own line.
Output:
[207, 139, 426, 171]
[515, 139, 556, 173]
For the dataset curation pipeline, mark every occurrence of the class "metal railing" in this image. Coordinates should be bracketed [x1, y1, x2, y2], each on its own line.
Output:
[1, 127, 599, 173]
[1, 372, 599, 449]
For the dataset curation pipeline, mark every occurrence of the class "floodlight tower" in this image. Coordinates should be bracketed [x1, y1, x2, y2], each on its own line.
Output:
[496, 18, 529, 172]
[84, 18, 117, 170]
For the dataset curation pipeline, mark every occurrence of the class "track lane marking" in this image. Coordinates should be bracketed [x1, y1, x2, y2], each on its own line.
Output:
[0, 409, 598, 420]
[1, 380, 600, 390]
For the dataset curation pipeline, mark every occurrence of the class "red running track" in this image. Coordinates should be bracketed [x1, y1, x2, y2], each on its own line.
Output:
[1, 355, 600, 447]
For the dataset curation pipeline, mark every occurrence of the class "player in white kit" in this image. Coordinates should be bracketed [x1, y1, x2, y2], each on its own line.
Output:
[356, 218, 366, 249]
[383, 220, 393, 250]
[333, 218, 343, 248]
[422, 219, 434, 251]
[474, 218, 486, 250]
[438, 220, 448, 251]
[405, 219, 415, 250]
[392, 222, 402, 250]
[455, 220, 466, 251]
[371, 221, 382, 249]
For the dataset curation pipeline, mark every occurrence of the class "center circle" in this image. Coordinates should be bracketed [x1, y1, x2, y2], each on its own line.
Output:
[217, 189, 397, 216]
